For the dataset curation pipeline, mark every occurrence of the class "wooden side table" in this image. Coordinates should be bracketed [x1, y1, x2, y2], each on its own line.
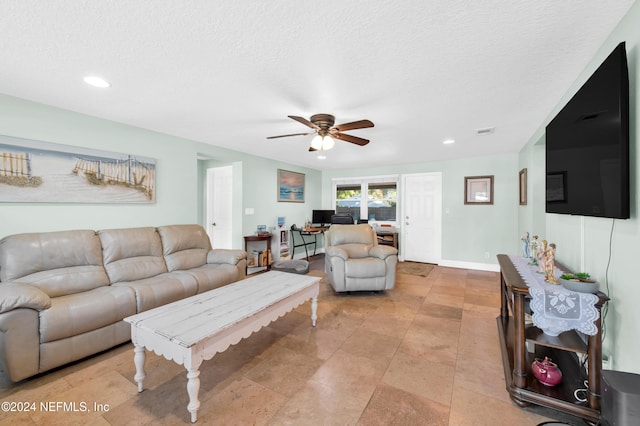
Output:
[244, 234, 272, 275]
[496, 254, 608, 424]
[376, 230, 398, 249]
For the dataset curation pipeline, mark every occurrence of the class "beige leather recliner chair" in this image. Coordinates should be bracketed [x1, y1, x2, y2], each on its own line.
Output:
[324, 224, 398, 292]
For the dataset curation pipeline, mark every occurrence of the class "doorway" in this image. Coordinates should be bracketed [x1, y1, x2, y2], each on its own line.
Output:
[206, 166, 233, 249]
[401, 172, 442, 264]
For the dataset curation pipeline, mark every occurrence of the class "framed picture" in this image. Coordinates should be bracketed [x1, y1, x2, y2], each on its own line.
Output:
[0, 134, 156, 203]
[519, 168, 527, 205]
[464, 175, 494, 205]
[546, 172, 567, 202]
[277, 169, 305, 202]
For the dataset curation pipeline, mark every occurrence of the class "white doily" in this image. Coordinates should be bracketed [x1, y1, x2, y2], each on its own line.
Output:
[508, 255, 599, 336]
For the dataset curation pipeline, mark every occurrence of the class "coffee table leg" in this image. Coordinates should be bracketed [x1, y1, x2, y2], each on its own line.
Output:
[311, 296, 318, 327]
[133, 345, 146, 392]
[186, 368, 201, 423]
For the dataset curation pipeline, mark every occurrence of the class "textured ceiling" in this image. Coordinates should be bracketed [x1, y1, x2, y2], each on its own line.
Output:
[0, 1, 635, 170]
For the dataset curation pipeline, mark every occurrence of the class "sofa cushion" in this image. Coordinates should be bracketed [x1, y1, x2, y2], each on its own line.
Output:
[98, 227, 168, 283]
[345, 257, 386, 278]
[157, 225, 211, 271]
[39, 286, 136, 343]
[185, 264, 240, 293]
[339, 243, 372, 259]
[0, 230, 109, 297]
[113, 271, 198, 312]
[327, 224, 375, 246]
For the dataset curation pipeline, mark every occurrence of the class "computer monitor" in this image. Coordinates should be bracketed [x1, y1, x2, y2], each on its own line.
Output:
[312, 209, 334, 226]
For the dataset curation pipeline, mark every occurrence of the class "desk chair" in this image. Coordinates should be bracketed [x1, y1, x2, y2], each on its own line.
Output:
[330, 213, 354, 224]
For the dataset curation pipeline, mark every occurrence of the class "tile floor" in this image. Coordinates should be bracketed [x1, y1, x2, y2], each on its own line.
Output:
[0, 260, 582, 425]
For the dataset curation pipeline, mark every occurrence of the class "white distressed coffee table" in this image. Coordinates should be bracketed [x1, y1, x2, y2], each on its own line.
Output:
[123, 271, 320, 422]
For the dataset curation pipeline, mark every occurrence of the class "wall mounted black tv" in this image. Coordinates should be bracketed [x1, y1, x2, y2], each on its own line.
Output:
[545, 42, 630, 219]
[312, 209, 334, 226]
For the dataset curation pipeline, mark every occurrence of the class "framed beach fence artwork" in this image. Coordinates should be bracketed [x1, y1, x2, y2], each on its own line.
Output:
[0, 134, 156, 203]
[277, 169, 305, 203]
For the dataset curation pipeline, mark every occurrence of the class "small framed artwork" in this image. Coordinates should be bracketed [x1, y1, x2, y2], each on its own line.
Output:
[464, 175, 494, 205]
[546, 172, 567, 203]
[277, 169, 305, 202]
[519, 168, 527, 205]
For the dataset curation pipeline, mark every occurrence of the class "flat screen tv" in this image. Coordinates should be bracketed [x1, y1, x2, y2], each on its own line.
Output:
[545, 42, 630, 219]
[312, 209, 334, 226]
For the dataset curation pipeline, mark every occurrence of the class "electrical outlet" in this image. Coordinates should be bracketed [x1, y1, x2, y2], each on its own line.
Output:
[484, 251, 490, 259]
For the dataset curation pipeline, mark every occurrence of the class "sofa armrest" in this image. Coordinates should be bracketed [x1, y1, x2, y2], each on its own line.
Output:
[325, 246, 349, 260]
[206, 249, 247, 265]
[0, 282, 52, 314]
[369, 245, 398, 260]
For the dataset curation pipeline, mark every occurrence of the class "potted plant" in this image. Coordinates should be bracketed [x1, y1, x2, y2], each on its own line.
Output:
[559, 272, 599, 293]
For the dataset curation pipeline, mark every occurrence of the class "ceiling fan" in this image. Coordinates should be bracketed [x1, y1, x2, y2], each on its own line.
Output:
[267, 114, 374, 151]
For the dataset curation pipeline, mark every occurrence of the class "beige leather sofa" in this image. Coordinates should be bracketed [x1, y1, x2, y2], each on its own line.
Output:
[0, 224, 246, 383]
[324, 224, 398, 292]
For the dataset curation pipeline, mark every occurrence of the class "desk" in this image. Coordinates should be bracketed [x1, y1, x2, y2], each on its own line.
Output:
[291, 228, 325, 260]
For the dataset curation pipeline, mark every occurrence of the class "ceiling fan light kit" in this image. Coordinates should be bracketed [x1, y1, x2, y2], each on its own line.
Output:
[268, 113, 374, 152]
[310, 134, 335, 151]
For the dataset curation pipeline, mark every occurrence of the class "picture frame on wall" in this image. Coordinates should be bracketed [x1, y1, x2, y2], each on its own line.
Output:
[546, 172, 566, 203]
[0, 134, 156, 203]
[464, 175, 494, 205]
[519, 168, 527, 205]
[277, 169, 305, 203]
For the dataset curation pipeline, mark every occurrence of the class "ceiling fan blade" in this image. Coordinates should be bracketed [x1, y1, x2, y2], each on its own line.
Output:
[266, 132, 314, 139]
[332, 119, 374, 132]
[308, 146, 318, 152]
[288, 115, 319, 129]
[333, 132, 370, 146]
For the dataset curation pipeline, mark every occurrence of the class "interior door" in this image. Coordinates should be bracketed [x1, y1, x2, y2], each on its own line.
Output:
[401, 172, 442, 263]
[206, 166, 232, 249]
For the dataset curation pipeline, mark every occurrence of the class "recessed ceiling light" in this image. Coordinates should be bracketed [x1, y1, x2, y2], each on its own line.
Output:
[317, 155, 326, 160]
[442, 139, 455, 145]
[83, 76, 110, 88]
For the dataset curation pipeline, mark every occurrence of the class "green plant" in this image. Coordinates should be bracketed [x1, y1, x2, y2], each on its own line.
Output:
[560, 273, 575, 280]
[575, 272, 591, 280]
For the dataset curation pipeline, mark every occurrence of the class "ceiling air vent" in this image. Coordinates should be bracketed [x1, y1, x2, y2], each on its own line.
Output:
[476, 127, 495, 135]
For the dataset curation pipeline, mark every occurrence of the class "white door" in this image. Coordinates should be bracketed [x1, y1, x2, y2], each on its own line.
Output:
[206, 166, 233, 248]
[401, 172, 442, 263]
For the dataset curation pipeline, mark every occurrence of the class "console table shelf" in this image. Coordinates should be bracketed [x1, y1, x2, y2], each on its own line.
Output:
[497, 254, 609, 424]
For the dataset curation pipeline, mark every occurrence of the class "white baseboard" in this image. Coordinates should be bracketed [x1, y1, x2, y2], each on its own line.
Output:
[438, 259, 500, 272]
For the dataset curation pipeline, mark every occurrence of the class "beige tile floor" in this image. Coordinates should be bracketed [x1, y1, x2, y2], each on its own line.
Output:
[0, 261, 581, 425]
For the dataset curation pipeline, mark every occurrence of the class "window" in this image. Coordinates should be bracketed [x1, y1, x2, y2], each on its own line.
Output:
[336, 184, 362, 220]
[367, 182, 397, 221]
[333, 176, 398, 223]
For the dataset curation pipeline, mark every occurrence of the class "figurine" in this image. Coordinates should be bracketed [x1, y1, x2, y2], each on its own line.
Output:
[521, 232, 530, 258]
[545, 243, 559, 284]
[529, 235, 539, 264]
[537, 240, 548, 274]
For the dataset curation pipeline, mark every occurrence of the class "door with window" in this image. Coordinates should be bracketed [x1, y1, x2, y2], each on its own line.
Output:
[206, 166, 233, 249]
[402, 173, 442, 263]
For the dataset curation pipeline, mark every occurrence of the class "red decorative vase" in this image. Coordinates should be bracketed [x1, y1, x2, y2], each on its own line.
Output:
[531, 357, 563, 386]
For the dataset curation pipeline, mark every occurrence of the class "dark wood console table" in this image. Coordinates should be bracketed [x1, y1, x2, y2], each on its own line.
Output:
[244, 234, 271, 275]
[497, 254, 609, 424]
